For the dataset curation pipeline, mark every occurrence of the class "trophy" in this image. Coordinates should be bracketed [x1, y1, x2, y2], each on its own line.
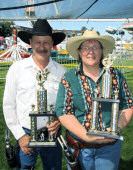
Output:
[86, 55, 123, 140]
[29, 69, 57, 147]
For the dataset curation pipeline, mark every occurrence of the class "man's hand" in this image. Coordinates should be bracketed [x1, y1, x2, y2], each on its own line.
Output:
[18, 134, 34, 155]
[47, 117, 61, 138]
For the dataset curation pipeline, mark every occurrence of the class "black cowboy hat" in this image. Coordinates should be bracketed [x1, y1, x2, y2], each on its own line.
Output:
[18, 19, 66, 46]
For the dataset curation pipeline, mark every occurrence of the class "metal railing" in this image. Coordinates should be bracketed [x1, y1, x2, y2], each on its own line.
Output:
[1, 53, 133, 81]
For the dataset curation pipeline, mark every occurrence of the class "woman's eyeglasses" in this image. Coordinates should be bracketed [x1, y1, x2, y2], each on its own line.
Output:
[80, 46, 101, 52]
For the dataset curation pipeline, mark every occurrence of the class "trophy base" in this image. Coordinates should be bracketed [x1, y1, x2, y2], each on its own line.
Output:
[86, 131, 123, 140]
[28, 140, 57, 147]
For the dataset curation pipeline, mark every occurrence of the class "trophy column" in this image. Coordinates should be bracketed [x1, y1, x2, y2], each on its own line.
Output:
[30, 104, 37, 142]
[111, 90, 119, 135]
[91, 89, 99, 131]
[36, 69, 49, 113]
[48, 104, 55, 142]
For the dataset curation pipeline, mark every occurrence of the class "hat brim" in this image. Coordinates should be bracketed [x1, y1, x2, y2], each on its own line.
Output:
[66, 35, 115, 59]
[18, 31, 66, 46]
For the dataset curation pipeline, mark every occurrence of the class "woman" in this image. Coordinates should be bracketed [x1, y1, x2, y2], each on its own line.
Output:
[56, 30, 133, 170]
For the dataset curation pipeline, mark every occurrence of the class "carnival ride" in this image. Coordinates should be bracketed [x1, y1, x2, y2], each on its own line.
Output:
[106, 24, 133, 52]
[122, 20, 133, 50]
[0, 28, 31, 62]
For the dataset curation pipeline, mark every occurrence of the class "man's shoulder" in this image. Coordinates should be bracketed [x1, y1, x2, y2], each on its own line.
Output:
[9, 57, 31, 71]
[9, 59, 23, 69]
[12, 57, 30, 65]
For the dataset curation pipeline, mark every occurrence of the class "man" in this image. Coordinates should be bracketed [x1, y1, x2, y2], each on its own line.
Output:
[3, 19, 67, 170]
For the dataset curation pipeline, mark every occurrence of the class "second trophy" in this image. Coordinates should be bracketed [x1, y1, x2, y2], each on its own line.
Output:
[86, 56, 123, 140]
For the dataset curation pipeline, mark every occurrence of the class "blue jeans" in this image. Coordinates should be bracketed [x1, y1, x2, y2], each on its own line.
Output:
[15, 128, 62, 170]
[67, 139, 122, 170]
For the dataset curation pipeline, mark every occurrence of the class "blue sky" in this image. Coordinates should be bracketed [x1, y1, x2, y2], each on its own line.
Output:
[15, 20, 132, 41]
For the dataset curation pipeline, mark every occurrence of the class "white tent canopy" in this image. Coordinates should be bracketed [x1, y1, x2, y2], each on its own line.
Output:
[0, 0, 133, 21]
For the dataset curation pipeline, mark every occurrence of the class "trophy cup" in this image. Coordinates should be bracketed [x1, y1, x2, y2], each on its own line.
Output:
[29, 69, 57, 147]
[86, 56, 123, 140]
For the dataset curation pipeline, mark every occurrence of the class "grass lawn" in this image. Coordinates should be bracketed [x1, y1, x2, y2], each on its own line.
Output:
[118, 71, 133, 170]
[0, 60, 133, 170]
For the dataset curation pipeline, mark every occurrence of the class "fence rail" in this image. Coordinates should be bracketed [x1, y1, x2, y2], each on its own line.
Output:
[1, 56, 133, 81]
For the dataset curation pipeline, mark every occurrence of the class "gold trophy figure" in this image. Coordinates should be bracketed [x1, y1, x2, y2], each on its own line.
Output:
[86, 55, 123, 140]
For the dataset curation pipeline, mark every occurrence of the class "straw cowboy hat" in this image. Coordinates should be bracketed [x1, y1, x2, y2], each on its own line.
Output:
[18, 19, 66, 46]
[66, 29, 115, 59]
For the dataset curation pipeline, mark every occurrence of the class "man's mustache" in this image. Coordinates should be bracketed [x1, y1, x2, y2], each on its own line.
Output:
[36, 49, 48, 53]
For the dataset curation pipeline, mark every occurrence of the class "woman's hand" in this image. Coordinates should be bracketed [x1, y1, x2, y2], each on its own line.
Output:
[87, 134, 116, 144]
[86, 127, 116, 144]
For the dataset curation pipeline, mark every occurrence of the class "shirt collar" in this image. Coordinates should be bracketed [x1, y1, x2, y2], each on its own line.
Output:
[23, 55, 57, 73]
[46, 58, 57, 73]
[75, 63, 83, 75]
[75, 62, 104, 78]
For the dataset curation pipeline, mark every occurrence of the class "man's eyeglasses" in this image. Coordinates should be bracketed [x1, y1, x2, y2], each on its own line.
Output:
[80, 46, 101, 52]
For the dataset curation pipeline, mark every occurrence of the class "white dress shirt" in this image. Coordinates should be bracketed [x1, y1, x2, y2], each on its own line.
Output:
[3, 56, 67, 140]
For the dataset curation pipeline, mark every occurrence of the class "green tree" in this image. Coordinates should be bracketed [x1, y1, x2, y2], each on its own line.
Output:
[81, 26, 87, 34]
[0, 21, 14, 37]
[81, 26, 100, 35]
[116, 37, 121, 41]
